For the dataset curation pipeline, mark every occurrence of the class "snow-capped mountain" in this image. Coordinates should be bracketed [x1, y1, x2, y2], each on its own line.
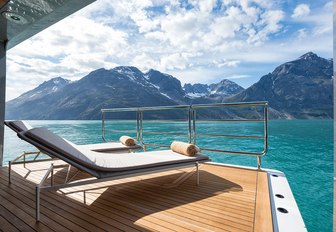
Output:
[6, 67, 189, 119]
[183, 80, 244, 99]
[228, 52, 333, 119]
[5, 52, 333, 119]
[11, 77, 70, 103]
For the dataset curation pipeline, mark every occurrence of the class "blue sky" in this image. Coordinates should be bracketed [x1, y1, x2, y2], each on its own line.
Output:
[6, 0, 333, 100]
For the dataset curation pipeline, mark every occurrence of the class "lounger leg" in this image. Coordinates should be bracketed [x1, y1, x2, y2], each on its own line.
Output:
[83, 191, 86, 205]
[50, 165, 54, 186]
[8, 161, 11, 184]
[64, 165, 71, 184]
[36, 186, 40, 222]
[195, 162, 199, 186]
[23, 153, 26, 168]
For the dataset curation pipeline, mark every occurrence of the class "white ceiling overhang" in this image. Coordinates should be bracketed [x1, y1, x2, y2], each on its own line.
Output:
[0, 0, 95, 49]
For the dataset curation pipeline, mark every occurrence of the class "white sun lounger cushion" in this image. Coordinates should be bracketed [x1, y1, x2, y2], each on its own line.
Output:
[22, 128, 209, 173]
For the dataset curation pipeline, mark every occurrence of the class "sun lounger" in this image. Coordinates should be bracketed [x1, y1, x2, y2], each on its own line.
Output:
[5, 120, 143, 153]
[14, 127, 210, 221]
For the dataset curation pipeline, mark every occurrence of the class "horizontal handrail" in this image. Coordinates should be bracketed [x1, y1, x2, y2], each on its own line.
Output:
[196, 133, 264, 139]
[102, 105, 190, 112]
[200, 147, 267, 157]
[192, 119, 265, 122]
[101, 101, 268, 113]
[142, 131, 188, 135]
[104, 129, 136, 133]
[191, 101, 268, 109]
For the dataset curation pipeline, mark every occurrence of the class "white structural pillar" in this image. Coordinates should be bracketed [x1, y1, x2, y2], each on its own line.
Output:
[0, 41, 6, 166]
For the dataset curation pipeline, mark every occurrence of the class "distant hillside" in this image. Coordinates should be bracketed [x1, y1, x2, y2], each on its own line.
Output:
[227, 52, 333, 119]
[6, 67, 187, 119]
[184, 79, 244, 99]
[5, 52, 333, 120]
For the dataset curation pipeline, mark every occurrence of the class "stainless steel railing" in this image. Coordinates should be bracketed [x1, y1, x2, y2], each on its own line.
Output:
[101, 101, 268, 169]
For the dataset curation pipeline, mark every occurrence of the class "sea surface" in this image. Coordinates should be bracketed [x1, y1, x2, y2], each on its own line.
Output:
[3, 120, 333, 232]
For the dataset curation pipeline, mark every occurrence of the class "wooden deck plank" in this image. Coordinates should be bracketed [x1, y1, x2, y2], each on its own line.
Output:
[0, 160, 274, 232]
[0, 170, 147, 232]
[8, 163, 255, 230]
[40, 165, 255, 231]
[0, 174, 93, 232]
[142, 181, 257, 209]
[0, 204, 33, 232]
[3, 165, 211, 232]
[0, 194, 54, 232]
[101, 179, 255, 226]
[0, 214, 20, 232]
[10, 170, 193, 231]
[85, 184, 251, 231]
[120, 186, 255, 221]
[61, 168, 253, 229]
[253, 171, 273, 232]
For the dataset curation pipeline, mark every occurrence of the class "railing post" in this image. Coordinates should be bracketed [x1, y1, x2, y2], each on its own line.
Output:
[50, 163, 54, 186]
[257, 157, 261, 170]
[139, 111, 143, 145]
[8, 161, 11, 184]
[101, 111, 105, 142]
[0, 41, 6, 167]
[192, 109, 196, 145]
[23, 153, 26, 168]
[136, 111, 139, 141]
[188, 107, 192, 143]
[36, 185, 40, 221]
[264, 103, 269, 154]
[195, 162, 200, 185]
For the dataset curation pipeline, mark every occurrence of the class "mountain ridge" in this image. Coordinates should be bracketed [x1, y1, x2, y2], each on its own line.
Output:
[183, 79, 244, 99]
[6, 52, 333, 120]
[226, 52, 333, 119]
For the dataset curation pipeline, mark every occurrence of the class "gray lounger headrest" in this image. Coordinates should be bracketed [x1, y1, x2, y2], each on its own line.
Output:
[5, 120, 32, 133]
[23, 127, 96, 167]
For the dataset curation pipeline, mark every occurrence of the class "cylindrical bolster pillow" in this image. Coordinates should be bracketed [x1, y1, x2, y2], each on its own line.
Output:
[120, 136, 137, 146]
[170, 141, 199, 156]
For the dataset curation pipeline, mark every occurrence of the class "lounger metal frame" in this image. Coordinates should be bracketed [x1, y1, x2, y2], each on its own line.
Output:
[8, 151, 203, 221]
[33, 161, 201, 221]
[8, 130, 206, 222]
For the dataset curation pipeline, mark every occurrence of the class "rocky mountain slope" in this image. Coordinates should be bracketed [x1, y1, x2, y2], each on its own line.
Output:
[184, 79, 244, 99]
[5, 52, 333, 120]
[227, 52, 333, 119]
[6, 67, 187, 119]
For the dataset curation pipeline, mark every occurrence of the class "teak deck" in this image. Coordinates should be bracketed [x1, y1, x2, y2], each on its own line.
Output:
[0, 160, 273, 231]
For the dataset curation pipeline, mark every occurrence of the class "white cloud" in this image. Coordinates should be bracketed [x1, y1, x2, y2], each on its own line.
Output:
[291, 2, 332, 39]
[292, 4, 310, 18]
[130, 53, 159, 71]
[189, 0, 217, 14]
[6, 13, 130, 100]
[160, 53, 189, 70]
[226, 74, 251, 79]
[5, 0, 332, 101]
[297, 28, 308, 39]
[213, 59, 241, 68]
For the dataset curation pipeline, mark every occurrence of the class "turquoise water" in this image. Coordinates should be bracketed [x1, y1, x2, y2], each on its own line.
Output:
[3, 120, 333, 232]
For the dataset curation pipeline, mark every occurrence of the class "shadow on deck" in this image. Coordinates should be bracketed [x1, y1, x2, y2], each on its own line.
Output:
[0, 160, 272, 231]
